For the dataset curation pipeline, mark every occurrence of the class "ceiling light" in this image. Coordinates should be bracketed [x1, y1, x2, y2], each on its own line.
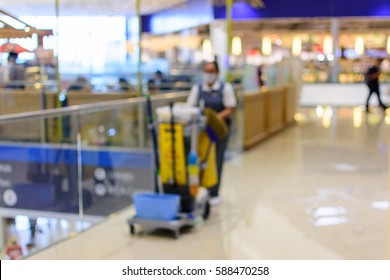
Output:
[355, 36, 365, 56]
[232, 36, 242, 56]
[0, 15, 25, 29]
[262, 37, 272, 56]
[327, 54, 334, 61]
[202, 39, 213, 56]
[387, 35, 390, 55]
[292, 36, 302, 56]
[323, 36, 333, 55]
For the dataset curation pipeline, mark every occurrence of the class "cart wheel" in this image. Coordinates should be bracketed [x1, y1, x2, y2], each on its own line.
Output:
[202, 200, 211, 220]
[130, 224, 135, 235]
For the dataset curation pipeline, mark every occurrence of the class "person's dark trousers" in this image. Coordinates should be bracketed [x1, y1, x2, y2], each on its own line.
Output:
[208, 134, 230, 198]
[366, 84, 387, 110]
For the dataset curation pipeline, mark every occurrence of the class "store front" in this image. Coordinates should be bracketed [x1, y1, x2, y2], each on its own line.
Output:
[141, 0, 390, 87]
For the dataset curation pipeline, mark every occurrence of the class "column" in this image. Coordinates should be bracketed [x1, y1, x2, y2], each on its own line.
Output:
[330, 18, 340, 83]
[125, 16, 131, 65]
[210, 20, 228, 80]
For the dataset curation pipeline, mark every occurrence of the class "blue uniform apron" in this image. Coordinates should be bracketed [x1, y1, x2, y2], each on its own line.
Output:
[197, 83, 232, 127]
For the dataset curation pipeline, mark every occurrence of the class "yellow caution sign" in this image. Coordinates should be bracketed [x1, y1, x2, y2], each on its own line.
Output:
[198, 132, 218, 188]
[159, 123, 187, 186]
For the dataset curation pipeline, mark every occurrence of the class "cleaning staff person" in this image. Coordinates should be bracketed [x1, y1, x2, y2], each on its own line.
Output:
[187, 61, 237, 206]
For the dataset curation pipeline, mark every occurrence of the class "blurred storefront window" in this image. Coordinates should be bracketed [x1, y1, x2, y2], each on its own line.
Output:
[9, 16, 128, 75]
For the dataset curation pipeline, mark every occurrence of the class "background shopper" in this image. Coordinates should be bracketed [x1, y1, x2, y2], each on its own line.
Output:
[68, 76, 91, 91]
[365, 58, 388, 112]
[147, 70, 170, 91]
[5, 52, 25, 89]
[187, 61, 237, 205]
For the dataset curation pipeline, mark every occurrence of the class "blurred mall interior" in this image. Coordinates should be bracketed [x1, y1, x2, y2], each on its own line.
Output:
[0, 0, 389, 260]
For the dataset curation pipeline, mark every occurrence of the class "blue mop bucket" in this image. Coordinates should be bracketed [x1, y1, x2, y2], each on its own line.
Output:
[133, 193, 181, 221]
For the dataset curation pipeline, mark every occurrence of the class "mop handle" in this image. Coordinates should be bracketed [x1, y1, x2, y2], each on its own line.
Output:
[169, 102, 177, 187]
[146, 95, 164, 194]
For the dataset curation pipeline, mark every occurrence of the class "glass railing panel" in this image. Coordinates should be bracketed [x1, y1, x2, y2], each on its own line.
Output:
[76, 93, 189, 218]
[77, 105, 152, 218]
[0, 111, 85, 260]
[0, 91, 243, 259]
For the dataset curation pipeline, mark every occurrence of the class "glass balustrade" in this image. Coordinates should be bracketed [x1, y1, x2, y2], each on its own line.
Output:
[0, 90, 243, 259]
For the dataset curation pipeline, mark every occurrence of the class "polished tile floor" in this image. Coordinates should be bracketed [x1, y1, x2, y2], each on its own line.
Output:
[27, 106, 390, 260]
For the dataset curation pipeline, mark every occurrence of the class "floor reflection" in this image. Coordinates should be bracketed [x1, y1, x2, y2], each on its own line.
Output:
[24, 106, 390, 260]
[1, 215, 92, 259]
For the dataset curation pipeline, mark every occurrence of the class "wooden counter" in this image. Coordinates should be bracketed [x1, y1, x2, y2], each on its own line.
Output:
[243, 91, 267, 148]
[0, 89, 137, 115]
[243, 84, 297, 150]
[0, 89, 138, 143]
[264, 86, 285, 134]
[283, 84, 297, 125]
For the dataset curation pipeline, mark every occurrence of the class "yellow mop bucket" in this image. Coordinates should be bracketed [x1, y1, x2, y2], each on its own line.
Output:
[159, 123, 187, 186]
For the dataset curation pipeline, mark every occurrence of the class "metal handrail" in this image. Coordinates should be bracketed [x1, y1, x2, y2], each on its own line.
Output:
[0, 91, 189, 124]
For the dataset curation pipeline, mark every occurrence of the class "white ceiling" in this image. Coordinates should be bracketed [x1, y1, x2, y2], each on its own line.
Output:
[0, 0, 187, 16]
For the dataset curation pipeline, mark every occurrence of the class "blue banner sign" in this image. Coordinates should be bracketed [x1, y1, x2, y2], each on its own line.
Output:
[0, 144, 153, 217]
[213, 0, 390, 19]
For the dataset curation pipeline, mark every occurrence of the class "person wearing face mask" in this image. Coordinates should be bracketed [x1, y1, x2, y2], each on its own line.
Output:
[187, 61, 237, 206]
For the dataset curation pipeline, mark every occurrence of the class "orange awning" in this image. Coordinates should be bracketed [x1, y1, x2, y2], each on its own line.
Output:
[0, 42, 31, 53]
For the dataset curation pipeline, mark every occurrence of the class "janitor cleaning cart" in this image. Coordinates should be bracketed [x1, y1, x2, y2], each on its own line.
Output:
[127, 98, 227, 239]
